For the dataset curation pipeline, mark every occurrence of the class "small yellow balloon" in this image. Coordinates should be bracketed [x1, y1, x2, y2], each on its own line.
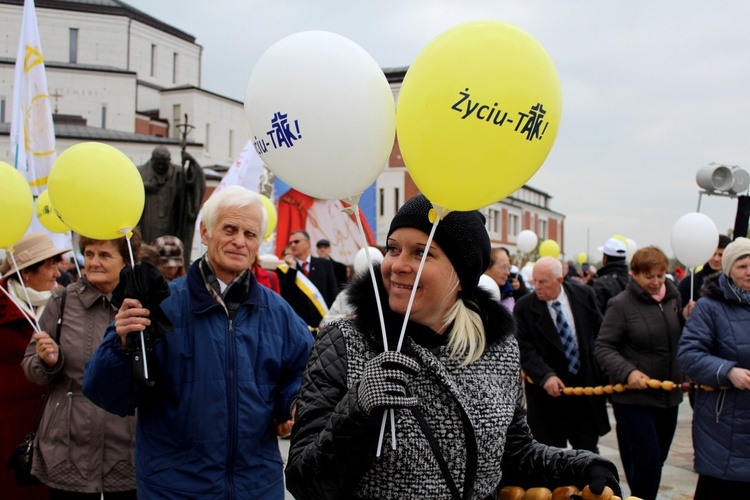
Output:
[35, 189, 69, 234]
[0, 161, 34, 248]
[48, 142, 145, 240]
[577, 252, 587, 265]
[539, 239, 560, 258]
[396, 20, 562, 211]
[259, 194, 277, 240]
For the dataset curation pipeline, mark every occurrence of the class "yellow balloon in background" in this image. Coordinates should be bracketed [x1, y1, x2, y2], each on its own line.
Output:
[259, 194, 277, 240]
[539, 239, 560, 258]
[35, 189, 69, 234]
[396, 20, 562, 211]
[48, 142, 145, 240]
[577, 252, 588, 265]
[0, 161, 34, 249]
[612, 234, 628, 245]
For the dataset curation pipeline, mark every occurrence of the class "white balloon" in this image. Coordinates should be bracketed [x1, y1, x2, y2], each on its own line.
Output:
[478, 274, 501, 302]
[354, 246, 384, 275]
[245, 31, 396, 200]
[626, 238, 637, 263]
[671, 213, 719, 268]
[516, 230, 538, 253]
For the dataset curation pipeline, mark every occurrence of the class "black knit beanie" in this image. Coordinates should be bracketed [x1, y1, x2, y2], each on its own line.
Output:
[387, 194, 491, 293]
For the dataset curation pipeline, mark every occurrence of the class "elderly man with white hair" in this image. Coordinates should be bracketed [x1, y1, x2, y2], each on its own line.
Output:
[83, 186, 313, 499]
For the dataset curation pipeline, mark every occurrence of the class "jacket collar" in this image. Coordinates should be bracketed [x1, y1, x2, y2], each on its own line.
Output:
[186, 258, 264, 314]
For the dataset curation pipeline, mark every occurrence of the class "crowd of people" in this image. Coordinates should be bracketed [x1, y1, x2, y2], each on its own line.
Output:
[1, 188, 749, 499]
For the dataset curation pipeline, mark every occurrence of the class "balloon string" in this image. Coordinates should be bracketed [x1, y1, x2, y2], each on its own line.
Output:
[70, 231, 81, 278]
[0, 284, 39, 333]
[8, 250, 41, 332]
[123, 230, 149, 380]
[343, 199, 394, 457]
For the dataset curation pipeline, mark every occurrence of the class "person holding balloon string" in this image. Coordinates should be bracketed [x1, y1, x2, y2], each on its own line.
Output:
[594, 246, 684, 500]
[21, 230, 141, 498]
[285, 195, 621, 499]
[0, 232, 69, 499]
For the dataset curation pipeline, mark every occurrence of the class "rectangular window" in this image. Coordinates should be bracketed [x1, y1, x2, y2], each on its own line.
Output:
[379, 188, 385, 216]
[172, 104, 181, 139]
[539, 220, 548, 239]
[228, 129, 234, 158]
[101, 104, 107, 128]
[0, 97, 5, 123]
[69, 28, 78, 64]
[172, 52, 179, 84]
[150, 44, 157, 77]
[508, 213, 520, 237]
[394, 188, 399, 214]
[205, 123, 210, 153]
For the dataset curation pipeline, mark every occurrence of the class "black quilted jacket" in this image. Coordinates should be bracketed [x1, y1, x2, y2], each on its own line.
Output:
[285, 266, 618, 499]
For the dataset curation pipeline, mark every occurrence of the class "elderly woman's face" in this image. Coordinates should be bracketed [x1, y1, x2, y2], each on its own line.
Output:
[631, 266, 666, 295]
[23, 257, 61, 292]
[381, 227, 460, 334]
[730, 255, 750, 291]
[83, 240, 125, 293]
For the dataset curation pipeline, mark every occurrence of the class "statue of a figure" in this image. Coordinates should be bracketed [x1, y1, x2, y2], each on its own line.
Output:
[137, 146, 205, 255]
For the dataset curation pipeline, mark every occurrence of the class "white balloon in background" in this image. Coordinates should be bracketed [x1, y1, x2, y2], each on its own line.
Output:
[516, 230, 538, 253]
[354, 246, 384, 275]
[244, 31, 396, 200]
[671, 213, 719, 268]
[626, 238, 638, 263]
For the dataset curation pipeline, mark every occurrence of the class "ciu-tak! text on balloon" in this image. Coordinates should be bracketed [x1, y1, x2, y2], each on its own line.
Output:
[451, 88, 550, 141]
[253, 111, 301, 155]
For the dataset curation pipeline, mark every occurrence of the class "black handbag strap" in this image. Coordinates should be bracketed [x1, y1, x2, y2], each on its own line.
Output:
[30, 288, 67, 435]
[411, 404, 478, 500]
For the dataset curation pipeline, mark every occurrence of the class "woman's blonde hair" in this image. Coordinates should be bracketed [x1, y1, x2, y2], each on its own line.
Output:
[439, 270, 486, 365]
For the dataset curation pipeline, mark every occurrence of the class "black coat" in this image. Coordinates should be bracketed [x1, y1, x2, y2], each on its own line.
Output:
[514, 282, 610, 441]
[285, 268, 618, 498]
[278, 256, 339, 328]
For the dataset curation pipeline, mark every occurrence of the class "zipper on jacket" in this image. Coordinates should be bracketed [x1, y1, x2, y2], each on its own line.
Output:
[658, 302, 675, 392]
[225, 317, 237, 497]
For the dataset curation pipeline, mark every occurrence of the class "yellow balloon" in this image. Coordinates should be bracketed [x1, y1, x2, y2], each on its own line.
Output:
[35, 189, 69, 234]
[0, 162, 34, 248]
[397, 20, 562, 211]
[612, 234, 628, 245]
[259, 194, 277, 240]
[48, 142, 145, 240]
[577, 252, 587, 265]
[539, 239, 560, 258]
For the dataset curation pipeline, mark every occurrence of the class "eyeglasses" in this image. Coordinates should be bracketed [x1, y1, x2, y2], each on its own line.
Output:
[289, 239, 307, 245]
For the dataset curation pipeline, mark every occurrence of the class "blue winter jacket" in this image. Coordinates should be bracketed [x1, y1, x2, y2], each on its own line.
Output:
[83, 261, 313, 498]
[677, 273, 750, 482]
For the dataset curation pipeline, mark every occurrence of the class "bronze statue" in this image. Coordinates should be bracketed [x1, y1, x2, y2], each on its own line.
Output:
[137, 146, 205, 256]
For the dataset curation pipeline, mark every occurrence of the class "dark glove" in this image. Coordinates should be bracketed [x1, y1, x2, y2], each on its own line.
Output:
[358, 351, 421, 415]
[587, 464, 622, 497]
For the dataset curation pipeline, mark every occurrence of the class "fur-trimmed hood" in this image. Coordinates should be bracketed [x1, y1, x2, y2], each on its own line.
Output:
[346, 264, 515, 354]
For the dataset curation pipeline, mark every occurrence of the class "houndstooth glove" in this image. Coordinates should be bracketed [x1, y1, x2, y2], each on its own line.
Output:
[358, 351, 421, 415]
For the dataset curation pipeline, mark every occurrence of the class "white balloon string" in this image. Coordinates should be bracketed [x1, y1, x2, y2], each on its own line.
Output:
[8, 250, 41, 332]
[123, 230, 149, 380]
[341, 197, 393, 457]
[70, 231, 81, 277]
[0, 283, 39, 333]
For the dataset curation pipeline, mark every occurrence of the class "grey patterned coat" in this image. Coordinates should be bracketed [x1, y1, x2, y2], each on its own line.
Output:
[286, 267, 617, 499]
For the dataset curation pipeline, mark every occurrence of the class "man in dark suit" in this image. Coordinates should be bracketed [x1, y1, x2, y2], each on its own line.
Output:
[514, 256, 610, 452]
[277, 230, 339, 329]
[315, 239, 348, 291]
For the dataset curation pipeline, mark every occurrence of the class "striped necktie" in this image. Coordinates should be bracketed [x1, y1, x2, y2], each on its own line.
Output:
[551, 301, 581, 374]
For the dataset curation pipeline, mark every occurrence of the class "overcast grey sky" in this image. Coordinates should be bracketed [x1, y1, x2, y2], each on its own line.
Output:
[125, 0, 750, 262]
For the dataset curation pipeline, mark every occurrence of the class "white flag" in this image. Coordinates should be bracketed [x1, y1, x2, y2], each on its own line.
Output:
[11, 0, 56, 196]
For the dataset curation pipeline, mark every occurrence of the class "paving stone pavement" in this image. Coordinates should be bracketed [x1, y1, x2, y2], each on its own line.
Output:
[280, 401, 698, 499]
